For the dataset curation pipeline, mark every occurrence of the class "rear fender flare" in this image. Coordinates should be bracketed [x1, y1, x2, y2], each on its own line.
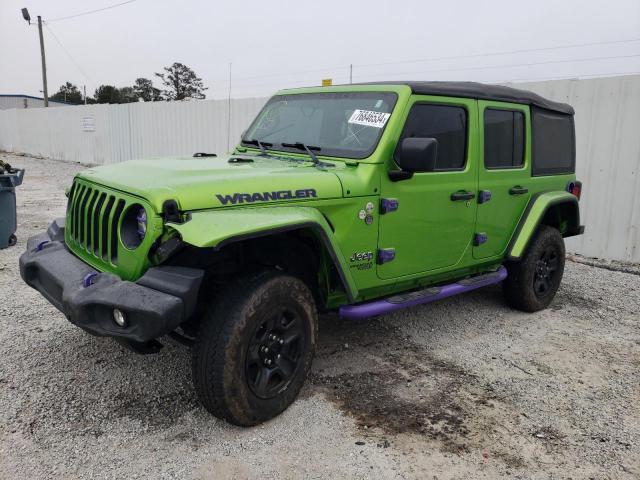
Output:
[507, 191, 582, 261]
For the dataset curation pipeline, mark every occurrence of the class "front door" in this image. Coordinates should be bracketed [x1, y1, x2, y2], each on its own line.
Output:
[473, 101, 531, 259]
[377, 96, 479, 280]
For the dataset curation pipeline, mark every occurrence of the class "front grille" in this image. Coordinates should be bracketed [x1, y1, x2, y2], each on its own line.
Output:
[66, 181, 127, 265]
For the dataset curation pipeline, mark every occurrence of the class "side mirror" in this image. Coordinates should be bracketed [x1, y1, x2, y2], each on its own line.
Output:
[397, 137, 438, 172]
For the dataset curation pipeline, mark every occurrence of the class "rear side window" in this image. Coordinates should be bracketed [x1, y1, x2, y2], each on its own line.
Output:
[484, 109, 525, 169]
[532, 107, 575, 175]
[396, 104, 467, 170]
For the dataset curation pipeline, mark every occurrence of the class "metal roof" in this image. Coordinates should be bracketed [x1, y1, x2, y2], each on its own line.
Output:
[0, 94, 68, 105]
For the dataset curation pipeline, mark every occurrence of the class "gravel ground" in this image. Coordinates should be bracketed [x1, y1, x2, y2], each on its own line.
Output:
[1, 152, 639, 479]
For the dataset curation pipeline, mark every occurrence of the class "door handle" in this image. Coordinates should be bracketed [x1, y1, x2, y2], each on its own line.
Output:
[509, 186, 529, 196]
[450, 191, 475, 201]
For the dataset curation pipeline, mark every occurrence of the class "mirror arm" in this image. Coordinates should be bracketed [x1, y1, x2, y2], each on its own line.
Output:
[388, 170, 414, 182]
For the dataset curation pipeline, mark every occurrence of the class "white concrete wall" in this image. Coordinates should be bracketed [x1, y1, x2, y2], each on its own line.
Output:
[0, 97, 268, 164]
[0, 76, 638, 262]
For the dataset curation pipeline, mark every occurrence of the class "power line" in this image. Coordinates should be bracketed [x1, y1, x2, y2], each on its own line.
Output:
[206, 66, 640, 99]
[206, 76, 352, 95]
[230, 65, 351, 83]
[354, 37, 640, 69]
[494, 71, 640, 84]
[228, 37, 640, 84]
[207, 70, 640, 99]
[46, 0, 137, 23]
[44, 24, 96, 85]
[387, 53, 640, 78]
[202, 52, 640, 93]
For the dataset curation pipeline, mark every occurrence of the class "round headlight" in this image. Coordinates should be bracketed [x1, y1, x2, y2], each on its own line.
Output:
[121, 204, 147, 249]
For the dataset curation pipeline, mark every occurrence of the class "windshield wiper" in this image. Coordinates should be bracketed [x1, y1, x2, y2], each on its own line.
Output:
[243, 139, 273, 156]
[281, 142, 331, 167]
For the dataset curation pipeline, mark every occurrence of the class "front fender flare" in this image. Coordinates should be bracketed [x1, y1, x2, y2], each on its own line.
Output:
[166, 206, 358, 301]
[507, 191, 582, 261]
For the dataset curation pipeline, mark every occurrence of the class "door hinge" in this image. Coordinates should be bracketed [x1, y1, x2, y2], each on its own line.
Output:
[473, 232, 488, 246]
[380, 198, 399, 214]
[377, 248, 396, 264]
[478, 190, 492, 204]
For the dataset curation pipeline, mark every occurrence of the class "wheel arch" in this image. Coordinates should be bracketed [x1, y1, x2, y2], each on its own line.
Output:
[166, 207, 358, 303]
[507, 191, 583, 261]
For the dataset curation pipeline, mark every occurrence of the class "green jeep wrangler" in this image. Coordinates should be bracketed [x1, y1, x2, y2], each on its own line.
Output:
[20, 82, 584, 426]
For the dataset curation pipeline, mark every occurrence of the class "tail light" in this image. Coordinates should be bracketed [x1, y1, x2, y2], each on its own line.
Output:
[567, 181, 582, 200]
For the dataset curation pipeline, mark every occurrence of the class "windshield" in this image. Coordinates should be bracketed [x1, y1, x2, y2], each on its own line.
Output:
[242, 92, 398, 159]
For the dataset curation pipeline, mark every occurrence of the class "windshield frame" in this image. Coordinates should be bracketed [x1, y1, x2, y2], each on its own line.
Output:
[241, 91, 399, 161]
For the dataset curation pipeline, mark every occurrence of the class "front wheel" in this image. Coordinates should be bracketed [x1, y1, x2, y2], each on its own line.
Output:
[503, 225, 565, 312]
[192, 271, 317, 426]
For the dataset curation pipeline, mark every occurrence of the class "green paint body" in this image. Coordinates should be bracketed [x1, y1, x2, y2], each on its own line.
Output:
[64, 84, 582, 309]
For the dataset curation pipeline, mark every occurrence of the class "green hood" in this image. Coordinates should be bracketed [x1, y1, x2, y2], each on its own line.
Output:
[77, 154, 345, 212]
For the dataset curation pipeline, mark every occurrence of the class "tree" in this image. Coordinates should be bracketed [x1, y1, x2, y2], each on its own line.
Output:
[94, 85, 121, 104]
[118, 86, 138, 103]
[49, 82, 83, 104]
[133, 77, 162, 102]
[155, 62, 207, 100]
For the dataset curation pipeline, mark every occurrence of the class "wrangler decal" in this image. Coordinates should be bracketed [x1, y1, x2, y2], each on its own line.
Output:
[216, 189, 317, 205]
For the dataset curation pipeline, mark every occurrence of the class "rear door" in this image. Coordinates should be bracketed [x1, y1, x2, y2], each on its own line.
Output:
[473, 101, 531, 259]
[377, 96, 479, 279]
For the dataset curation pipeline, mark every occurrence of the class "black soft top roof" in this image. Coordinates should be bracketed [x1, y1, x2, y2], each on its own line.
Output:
[356, 81, 574, 115]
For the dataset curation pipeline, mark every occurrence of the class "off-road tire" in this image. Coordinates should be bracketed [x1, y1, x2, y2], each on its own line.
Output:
[503, 225, 565, 312]
[192, 270, 317, 426]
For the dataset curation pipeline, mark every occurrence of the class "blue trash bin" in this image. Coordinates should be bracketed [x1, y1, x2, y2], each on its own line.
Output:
[0, 168, 25, 249]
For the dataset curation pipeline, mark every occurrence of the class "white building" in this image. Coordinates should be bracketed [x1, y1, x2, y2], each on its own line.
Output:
[0, 94, 69, 110]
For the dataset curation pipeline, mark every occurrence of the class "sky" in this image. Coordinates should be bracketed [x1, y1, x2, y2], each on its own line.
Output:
[1, 0, 639, 100]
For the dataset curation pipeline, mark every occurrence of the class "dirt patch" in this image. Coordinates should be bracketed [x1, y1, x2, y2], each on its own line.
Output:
[310, 315, 533, 466]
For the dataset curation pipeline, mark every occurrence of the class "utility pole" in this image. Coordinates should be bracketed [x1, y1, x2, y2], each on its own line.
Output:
[227, 62, 232, 151]
[21, 9, 48, 107]
[83, 85, 87, 105]
[349, 64, 353, 84]
[37, 16, 49, 107]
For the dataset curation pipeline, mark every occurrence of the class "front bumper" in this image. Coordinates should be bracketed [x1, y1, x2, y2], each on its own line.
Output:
[19, 219, 203, 343]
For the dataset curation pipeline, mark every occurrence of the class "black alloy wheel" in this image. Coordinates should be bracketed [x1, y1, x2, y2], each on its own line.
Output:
[245, 308, 306, 399]
[533, 246, 560, 297]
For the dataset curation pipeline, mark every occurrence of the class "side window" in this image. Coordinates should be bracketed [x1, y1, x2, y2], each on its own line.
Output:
[532, 107, 575, 175]
[484, 109, 525, 169]
[396, 104, 467, 170]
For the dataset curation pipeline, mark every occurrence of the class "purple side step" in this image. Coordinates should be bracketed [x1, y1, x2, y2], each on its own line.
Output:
[339, 266, 507, 320]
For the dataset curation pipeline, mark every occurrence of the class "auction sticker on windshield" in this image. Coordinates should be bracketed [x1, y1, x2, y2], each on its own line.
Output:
[348, 109, 391, 128]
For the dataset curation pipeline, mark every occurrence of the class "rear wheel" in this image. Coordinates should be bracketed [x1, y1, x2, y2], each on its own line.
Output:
[503, 225, 565, 312]
[192, 270, 317, 426]
[8, 234, 17, 247]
